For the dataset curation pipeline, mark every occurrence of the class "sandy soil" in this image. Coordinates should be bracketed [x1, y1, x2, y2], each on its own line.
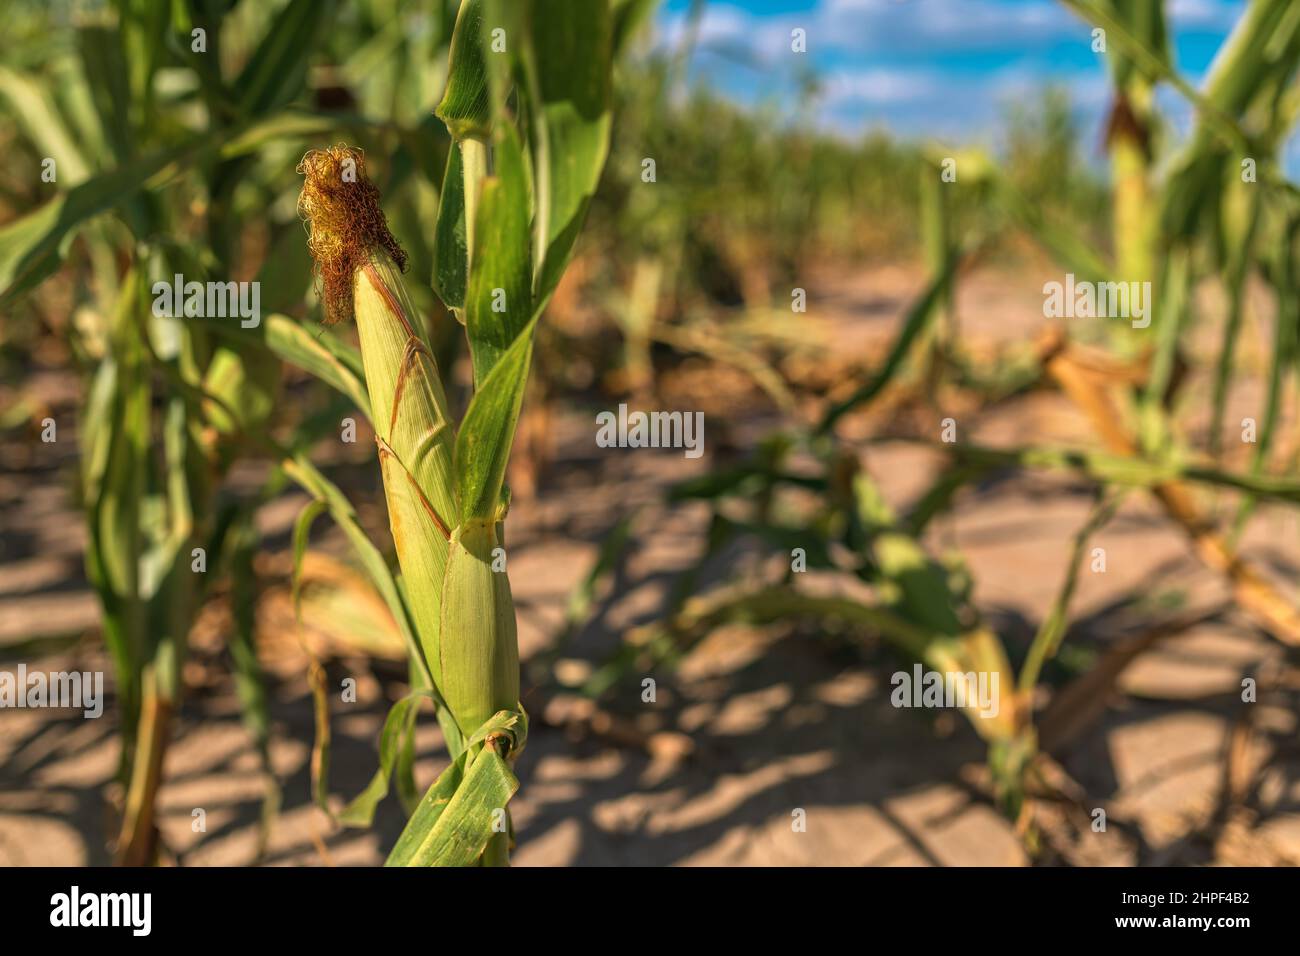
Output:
[3, 262, 1300, 866]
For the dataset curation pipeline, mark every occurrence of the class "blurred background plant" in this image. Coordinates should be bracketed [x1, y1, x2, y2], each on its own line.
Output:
[556, 0, 1300, 841]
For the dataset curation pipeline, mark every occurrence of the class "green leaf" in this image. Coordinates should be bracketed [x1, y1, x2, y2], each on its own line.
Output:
[850, 471, 966, 636]
[226, 513, 280, 862]
[993, 179, 1114, 281]
[0, 66, 93, 185]
[927, 438, 1300, 503]
[282, 456, 429, 685]
[464, 125, 533, 386]
[612, 0, 658, 56]
[81, 274, 150, 731]
[290, 498, 329, 626]
[385, 751, 468, 865]
[386, 709, 526, 866]
[202, 344, 278, 436]
[234, 0, 339, 116]
[198, 313, 371, 423]
[817, 247, 965, 434]
[289, 497, 331, 812]
[0, 140, 182, 304]
[1093, 0, 1169, 91]
[77, 25, 132, 161]
[338, 691, 435, 827]
[526, 0, 614, 300]
[281, 452, 465, 761]
[253, 221, 316, 316]
[1019, 490, 1124, 692]
[453, 315, 538, 521]
[216, 112, 340, 161]
[118, 0, 170, 122]
[558, 513, 635, 640]
[0, 111, 337, 306]
[432, 144, 468, 312]
[1159, 0, 1300, 240]
[435, 0, 492, 141]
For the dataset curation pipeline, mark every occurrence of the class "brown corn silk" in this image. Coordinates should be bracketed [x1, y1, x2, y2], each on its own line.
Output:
[296, 145, 409, 325]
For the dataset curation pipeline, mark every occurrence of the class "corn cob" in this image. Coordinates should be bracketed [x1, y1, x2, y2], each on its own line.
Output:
[296, 0, 615, 865]
[297, 145, 517, 746]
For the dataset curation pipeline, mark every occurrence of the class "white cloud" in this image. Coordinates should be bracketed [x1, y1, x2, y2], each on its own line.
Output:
[824, 67, 944, 105]
[657, 0, 1087, 63]
[986, 64, 1109, 109]
[656, 4, 794, 61]
[1167, 0, 1244, 31]
[820, 0, 1078, 52]
[657, 4, 745, 46]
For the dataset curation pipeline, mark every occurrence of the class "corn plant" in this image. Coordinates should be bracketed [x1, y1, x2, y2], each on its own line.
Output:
[0, 0, 467, 864]
[0, 0, 317, 864]
[290, 0, 619, 865]
[925, 0, 1300, 812]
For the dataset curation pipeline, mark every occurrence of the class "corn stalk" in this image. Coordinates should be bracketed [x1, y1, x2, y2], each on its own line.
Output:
[295, 0, 615, 866]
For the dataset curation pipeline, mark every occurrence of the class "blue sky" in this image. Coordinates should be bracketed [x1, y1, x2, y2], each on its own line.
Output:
[654, 0, 1278, 164]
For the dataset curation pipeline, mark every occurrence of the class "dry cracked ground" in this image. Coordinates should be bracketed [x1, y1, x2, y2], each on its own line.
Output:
[3, 260, 1300, 866]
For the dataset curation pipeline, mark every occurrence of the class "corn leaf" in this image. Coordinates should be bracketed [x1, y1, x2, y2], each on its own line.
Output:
[526, 0, 614, 300]
[817, 248, 965, 434]
[77, 25, 132, 161]
[0, 111, 337, 306]
[386, 709, 525, 866]
[436, 0, 491, 141]
[385, 751, 468, 865]
[234, 0, 339, 116]
[453, 315, 538, 521]
[198, 313, 371, 422]
[290, 498, 333, 812]
[282, 456, 428, 683]
[613, 0, 658, 56]
[0, 164, 150, 305]
[464, 125, 533, 386]
[432, 144, 469, 312]
[338, 690, 435, 828]
[0, 65, 92, 185]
